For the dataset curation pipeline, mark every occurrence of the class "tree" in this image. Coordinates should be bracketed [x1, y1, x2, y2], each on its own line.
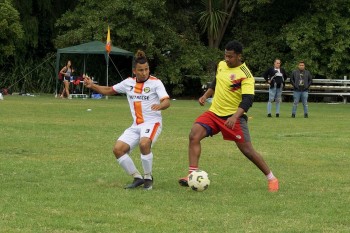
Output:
[227, 0, 350, 79]
[0, 0, 23, 64]
[197, 0, 239, 48]
[54, 0, 222, 95]
[0, 0, 79, 93]
[11, 0, 79, 58]
[229, 0, 299, 75]
[283, 0, 350, 78]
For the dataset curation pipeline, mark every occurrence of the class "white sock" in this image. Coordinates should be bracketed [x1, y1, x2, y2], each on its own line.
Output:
[266, 171, 276, 181]
[141, 152, 153, 180]
[117, 154, 142, 178]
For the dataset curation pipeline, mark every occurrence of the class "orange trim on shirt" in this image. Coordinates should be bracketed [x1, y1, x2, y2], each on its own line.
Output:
[134, 82, 144, 94]
[150, 122, 160, 141]
[134, 101, 144, 124]
[148, 76, 158, 80]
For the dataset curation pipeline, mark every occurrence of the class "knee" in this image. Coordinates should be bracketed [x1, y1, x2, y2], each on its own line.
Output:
[189, 131, 195, 142]
[240, 146, 251, 156]
[189, 130, 200, 144]
[113, 146, 126, 158]
[139, 140, 151, 152]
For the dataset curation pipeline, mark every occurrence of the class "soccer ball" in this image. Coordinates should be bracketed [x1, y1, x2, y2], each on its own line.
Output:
[188, 170, 210, 191]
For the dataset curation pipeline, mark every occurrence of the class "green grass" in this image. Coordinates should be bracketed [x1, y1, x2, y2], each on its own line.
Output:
[0, 95, 349, 232]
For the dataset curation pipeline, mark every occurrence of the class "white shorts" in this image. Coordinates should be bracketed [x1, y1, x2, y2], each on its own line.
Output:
[117, 122, 162, 151]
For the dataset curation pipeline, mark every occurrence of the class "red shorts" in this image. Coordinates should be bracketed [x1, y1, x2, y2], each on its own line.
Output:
[195, 111, 251, 143]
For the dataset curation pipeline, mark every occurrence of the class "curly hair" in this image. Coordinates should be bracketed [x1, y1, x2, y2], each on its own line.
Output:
[225, 41, 243, 54]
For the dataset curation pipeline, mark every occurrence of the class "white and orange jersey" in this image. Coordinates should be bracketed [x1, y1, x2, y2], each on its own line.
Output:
[112, 76, 170, 125]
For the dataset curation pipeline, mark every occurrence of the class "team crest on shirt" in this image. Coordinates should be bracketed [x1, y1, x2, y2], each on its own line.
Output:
[144, 87, 150, 93]
[229, 76, 244, 91]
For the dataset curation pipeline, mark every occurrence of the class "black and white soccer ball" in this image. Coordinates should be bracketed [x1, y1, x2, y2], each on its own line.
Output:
[188, 170, 210, 191]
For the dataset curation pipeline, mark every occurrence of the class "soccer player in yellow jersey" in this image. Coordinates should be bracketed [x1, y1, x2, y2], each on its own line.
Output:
[84, 50, 170, 190]
[179, 41, 279, 192]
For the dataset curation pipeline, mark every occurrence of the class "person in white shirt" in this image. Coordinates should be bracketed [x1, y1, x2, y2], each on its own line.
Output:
[83, 50, 170, 190]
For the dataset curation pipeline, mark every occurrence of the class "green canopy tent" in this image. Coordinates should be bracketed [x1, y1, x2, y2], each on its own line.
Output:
[55, 41, 133, 97]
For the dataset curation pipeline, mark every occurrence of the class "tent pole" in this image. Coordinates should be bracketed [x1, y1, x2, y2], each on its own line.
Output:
[106, 54, 109, 100]
[55, 53, 60, 98]
[84, 55, 86, 74]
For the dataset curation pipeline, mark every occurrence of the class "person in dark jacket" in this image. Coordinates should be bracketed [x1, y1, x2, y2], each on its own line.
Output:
[263, 59, 288, 117]
[290, 61, 313, 118]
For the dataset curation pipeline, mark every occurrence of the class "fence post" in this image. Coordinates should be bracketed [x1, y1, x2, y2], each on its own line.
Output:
[344, 76, 347, 104]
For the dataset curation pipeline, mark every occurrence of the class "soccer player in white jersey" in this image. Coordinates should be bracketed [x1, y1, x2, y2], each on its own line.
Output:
[83, 50, 170, 190]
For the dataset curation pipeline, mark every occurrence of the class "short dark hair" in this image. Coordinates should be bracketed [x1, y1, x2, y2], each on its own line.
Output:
[133, 50, 148, 67]
[225, 41, 243, 54]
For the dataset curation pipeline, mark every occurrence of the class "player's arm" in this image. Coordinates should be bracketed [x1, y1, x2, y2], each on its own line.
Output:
[151, 97, 170, 111]
[83, 75, 116, 96]
[225, 94, 254, 129]
[199, 77, 216, 106]
[232, 94, 254, 118]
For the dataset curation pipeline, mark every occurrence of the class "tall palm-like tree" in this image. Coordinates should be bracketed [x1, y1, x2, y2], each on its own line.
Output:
[198, 0, 238, 48]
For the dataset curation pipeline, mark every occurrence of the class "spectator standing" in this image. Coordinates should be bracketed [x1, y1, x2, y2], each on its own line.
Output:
[290, 61, 313, 118]
[263, 59, 288, 117]
[59, 60, 75, 99]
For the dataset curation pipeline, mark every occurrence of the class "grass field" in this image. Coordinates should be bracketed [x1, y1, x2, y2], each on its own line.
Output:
[0, 95, 349, 233]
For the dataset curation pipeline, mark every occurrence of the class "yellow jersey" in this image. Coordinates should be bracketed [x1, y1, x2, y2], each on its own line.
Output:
[209, 61, 254, 116]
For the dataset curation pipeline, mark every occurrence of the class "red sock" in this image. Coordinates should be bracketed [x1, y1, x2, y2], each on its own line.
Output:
[188, 166, 198, 174]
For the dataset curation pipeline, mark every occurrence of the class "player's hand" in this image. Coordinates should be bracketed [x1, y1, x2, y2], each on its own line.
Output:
[224, 116, 237, 129]
[151, 104, 162, 111]
[83, 74, 93, 88]
[198, 96, 207, 106]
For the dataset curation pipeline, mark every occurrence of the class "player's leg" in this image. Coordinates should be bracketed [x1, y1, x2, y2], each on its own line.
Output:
[225, 116, 278, 192]
[178, 123, 208, 186]
[139, 123, 162, 190]
[188, 123, 208, 167]
[115, 127, 144, 189]
[235, 141, 279, 192]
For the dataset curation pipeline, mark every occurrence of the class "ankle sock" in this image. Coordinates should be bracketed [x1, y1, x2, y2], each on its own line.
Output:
[266, 171, 276, 181]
